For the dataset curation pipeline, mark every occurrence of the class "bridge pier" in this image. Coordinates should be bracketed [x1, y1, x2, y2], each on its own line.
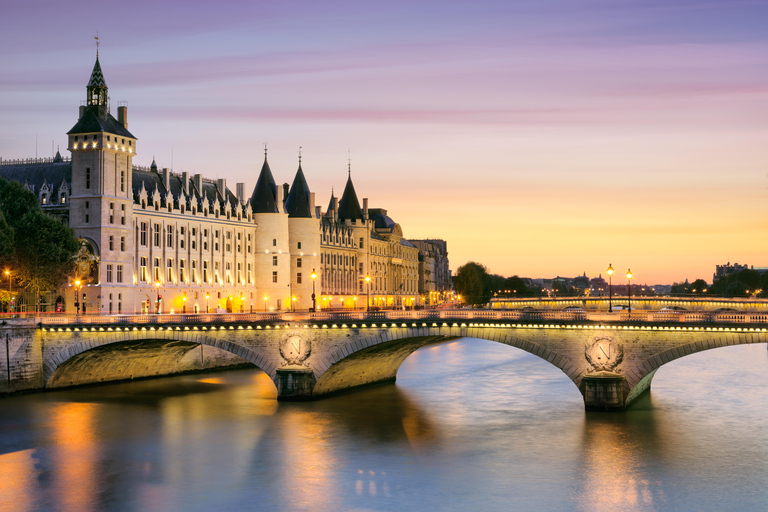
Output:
[275, 366, 316, 400]
[580, 372, 626, 411]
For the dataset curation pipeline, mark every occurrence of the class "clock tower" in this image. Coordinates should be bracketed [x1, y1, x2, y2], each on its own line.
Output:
[66, 53, 137, 313]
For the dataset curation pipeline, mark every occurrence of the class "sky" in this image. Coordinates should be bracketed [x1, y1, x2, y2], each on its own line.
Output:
[1, 0, 767, 285]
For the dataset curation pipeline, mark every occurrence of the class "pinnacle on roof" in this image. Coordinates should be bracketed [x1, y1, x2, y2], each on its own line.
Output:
[87, 57, 108, 88]
[337, 173, 363, 221]
[326, 188, 336, 215]
[284, 162, 313, 218]
[250, 154, 279, 213]
[53, 149, 63, 162]
[150, 157, 157, 171]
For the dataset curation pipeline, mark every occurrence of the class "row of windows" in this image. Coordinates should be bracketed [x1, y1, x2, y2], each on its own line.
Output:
[139, 257, 254, 285]
[74, 134, 131, 145]
[104, 264, 124, 283]
[139, 222, 253, 254]
[320, 252, 357, 267]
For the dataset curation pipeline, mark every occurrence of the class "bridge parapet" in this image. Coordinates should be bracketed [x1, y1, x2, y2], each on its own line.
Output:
[9, 307, 768, 328]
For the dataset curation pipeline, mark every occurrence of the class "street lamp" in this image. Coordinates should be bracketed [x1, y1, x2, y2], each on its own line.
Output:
[74, 279, 81, 315]
[264, 295, 268, 312]
[626, 269, 632, 318]
[182, 294, 187, 314]
[606, 263, 614, 312]
[155, 281, 161, 314]
[310, 269, 317, 312]
[205, 292, 210, 313]
[365, 275, 371, 312]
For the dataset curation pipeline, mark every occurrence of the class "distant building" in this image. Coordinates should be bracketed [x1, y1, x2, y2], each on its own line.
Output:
[407, 239, 451, 304]
[713, 262, 764, 282]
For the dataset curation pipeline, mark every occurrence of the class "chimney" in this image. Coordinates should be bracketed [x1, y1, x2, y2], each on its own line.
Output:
[309, 192, 316, 216]
[362, 198, 368, 221]
[236, 183, 245, 203]
[282, 183, 290, 203]
[182, 171, 189, 196]
[217, 178, 226, 200]
[315, 206, 322, 218]
[333, 197, 338, 221]
[117, 106, 128, 128]
[193, 174, 203, 195]
[276, 183, 284, 207]
[79, 105, 85, 119]
[162, 168, 170, 193]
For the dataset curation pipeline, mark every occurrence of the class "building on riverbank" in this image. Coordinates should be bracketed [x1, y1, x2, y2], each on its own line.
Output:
[0, 55, 445, 314]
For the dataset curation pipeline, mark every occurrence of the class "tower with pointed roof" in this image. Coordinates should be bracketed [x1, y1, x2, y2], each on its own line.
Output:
[285, 160, 320, 310]
[67, 52, 137, 312]
[250, 150, 291, 310]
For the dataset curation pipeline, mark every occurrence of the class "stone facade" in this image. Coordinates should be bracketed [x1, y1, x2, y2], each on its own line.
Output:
[0, 56, 444, 313]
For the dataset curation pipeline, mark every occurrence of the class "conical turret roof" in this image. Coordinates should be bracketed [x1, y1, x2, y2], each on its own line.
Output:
[250, 156, 279, 213]
[326, 189, 336, 216]
[284, 164, 313, 218]
[337, 174, 363, 221]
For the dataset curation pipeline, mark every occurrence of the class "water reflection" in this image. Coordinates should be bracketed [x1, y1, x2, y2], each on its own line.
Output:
[0, 340, 765, 511]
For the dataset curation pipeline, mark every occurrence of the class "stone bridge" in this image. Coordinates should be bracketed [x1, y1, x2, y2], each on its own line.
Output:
[1, 308, 767, 410]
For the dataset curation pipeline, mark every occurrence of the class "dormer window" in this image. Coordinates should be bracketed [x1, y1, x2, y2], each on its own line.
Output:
[41, 195, 47, 205]
[61, 194, 66, 204]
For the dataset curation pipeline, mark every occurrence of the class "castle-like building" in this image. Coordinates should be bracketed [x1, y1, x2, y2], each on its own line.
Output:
[0, 55, 452, 314]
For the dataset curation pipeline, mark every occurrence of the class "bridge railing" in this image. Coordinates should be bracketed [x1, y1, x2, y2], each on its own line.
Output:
[11, 308, 768, 327]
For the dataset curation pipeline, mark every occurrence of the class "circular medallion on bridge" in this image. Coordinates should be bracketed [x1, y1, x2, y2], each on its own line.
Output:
[279, 332, 312, 365]
[585, 335, 624, 372]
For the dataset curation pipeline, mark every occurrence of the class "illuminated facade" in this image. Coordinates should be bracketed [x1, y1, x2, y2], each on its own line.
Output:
[0, 56, 439, 313]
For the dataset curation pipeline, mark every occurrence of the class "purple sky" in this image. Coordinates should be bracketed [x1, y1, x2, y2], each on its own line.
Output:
[2, 0, 767, 284]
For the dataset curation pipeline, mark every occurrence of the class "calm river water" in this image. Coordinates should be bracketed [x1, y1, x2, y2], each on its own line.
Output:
[1, 338, 767, 512]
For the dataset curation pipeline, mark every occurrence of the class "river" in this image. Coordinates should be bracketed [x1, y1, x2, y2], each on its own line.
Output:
[1, 338, 767, 512]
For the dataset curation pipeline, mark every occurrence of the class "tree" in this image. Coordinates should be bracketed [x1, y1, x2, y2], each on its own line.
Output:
[0, 178, 80, 311]
[503, 275, 531, 297]
[453, 261, 492, 306]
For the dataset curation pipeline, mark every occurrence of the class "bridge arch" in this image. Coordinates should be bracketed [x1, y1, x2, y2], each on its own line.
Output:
[43, 330, 276, 389]
[312, 326, 580, 397]
[623, 330, 767, 405]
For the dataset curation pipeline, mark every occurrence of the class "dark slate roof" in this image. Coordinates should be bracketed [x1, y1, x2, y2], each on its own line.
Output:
[87, 58, 108, 88]
[325, 189, 336, 215]
[132, 168, 238, 211]
[250, 157, 279, 214]
[337, 175, 363, 221]
[401, 239, 416, 248]
[67, 106, 136, 138]
[370, 211, 396, 230]
[0, 161, 71, 205]
[284, 164, 313, 218]
[370, 230, 385, 241]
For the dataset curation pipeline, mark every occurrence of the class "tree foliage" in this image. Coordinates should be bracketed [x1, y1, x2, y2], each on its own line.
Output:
[453, 261, 493, 306]
[710, 270, 767, 297]
[0, 178, 80, 308]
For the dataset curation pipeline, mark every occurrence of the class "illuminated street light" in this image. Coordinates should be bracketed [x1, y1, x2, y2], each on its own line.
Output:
[206, 292, 210, 313]
[365, 275, 371, 312]
[75, 279, 81, 315]
[607, 264, 614, 312]
[626, 269, 632, 318]
[155, 281, 161, 314]
[311, 269, 317, 312]
[264, 295, 268, 312]
[182, 294, 187, 314]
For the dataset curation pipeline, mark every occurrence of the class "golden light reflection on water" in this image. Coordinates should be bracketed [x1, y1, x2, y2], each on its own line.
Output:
[575, 417, 664, 512]
[0, 448, 36, 512]
[49, 402, 100, 512]
[275, 409, 340, 511]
